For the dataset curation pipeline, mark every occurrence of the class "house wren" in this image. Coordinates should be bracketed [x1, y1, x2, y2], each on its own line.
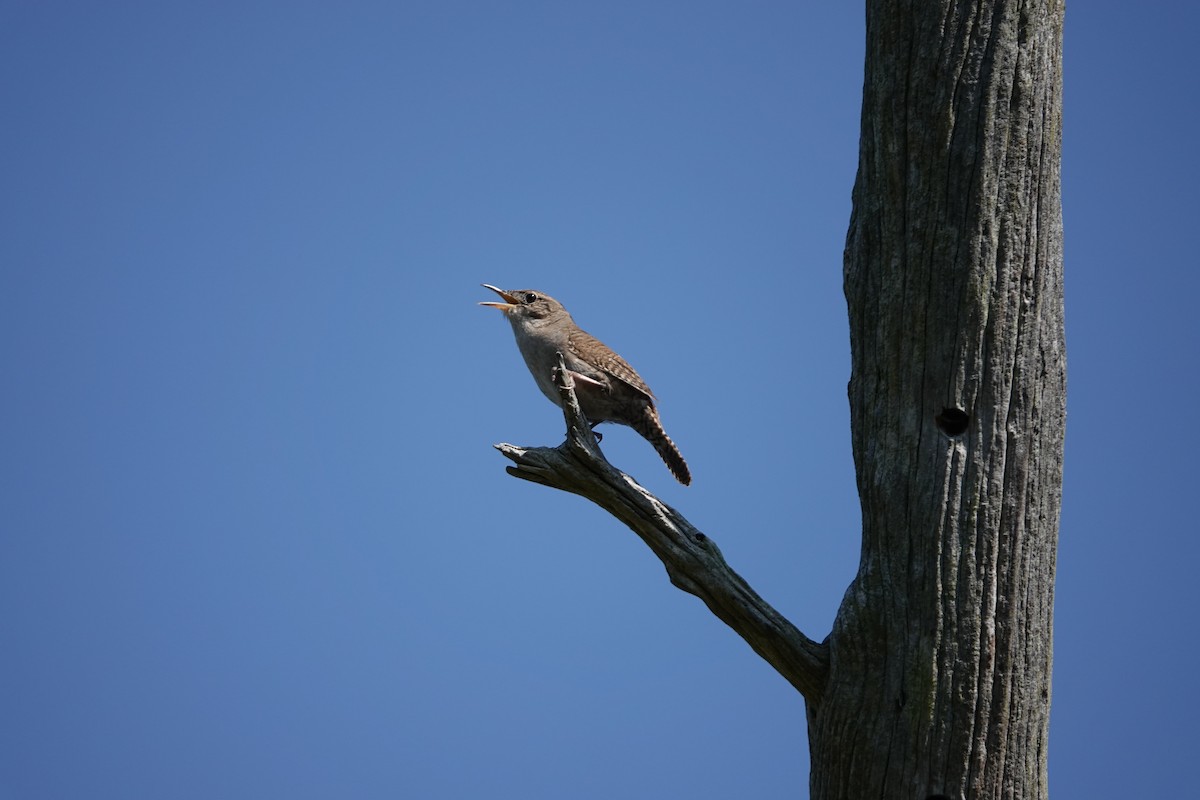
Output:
[479, 284, 691, 485]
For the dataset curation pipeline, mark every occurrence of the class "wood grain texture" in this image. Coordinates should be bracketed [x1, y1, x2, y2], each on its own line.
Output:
[495, 355, 828, 699]
[488, 2, 1064, 795]
[810, 1, 1065, 797]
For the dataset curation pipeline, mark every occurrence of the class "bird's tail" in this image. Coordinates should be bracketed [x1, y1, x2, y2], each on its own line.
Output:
[632, 406, 691, 485]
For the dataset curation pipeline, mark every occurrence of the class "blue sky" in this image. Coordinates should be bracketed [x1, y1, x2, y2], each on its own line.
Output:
[2, 3, 1197, 798]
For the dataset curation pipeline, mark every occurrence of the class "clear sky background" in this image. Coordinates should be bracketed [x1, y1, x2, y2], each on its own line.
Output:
[2, 3, 1196, 798]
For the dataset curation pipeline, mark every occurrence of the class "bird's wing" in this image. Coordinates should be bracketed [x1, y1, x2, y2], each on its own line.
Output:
[566, 328, 655, 400]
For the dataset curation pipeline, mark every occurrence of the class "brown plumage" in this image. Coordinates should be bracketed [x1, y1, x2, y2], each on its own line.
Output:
[480, 285, 691, 485]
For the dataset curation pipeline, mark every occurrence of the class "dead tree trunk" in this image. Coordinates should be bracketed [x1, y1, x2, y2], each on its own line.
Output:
[810, 1, 1065, 797]
[492, 1, 1064, 797]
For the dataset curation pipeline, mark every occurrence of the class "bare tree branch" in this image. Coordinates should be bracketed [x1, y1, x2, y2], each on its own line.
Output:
[494, 353, 829, 700]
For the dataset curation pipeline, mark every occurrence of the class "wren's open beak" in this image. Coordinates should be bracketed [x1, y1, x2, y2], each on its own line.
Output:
[479, 284, 519, 311]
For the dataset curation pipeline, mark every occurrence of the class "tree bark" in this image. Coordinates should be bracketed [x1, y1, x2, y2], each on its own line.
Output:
[491, 1, 1064, 797]
[496, 355, 829, 699]
[810, 1, 1065, 798]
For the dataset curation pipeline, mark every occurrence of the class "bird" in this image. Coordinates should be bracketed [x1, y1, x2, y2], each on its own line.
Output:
[479, 284, 691, 485]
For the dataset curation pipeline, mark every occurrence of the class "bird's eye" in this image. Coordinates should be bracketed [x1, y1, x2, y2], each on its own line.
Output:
[524, 292, 538, 303]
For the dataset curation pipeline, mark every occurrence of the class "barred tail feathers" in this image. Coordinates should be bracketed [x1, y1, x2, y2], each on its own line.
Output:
[631, 405, 691, 486]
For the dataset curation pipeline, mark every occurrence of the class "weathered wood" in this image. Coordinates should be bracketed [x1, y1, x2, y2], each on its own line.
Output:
[809, 1, 1066, 797]
[490, 1, 1064, 795]
[496, 354, 829, 699]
